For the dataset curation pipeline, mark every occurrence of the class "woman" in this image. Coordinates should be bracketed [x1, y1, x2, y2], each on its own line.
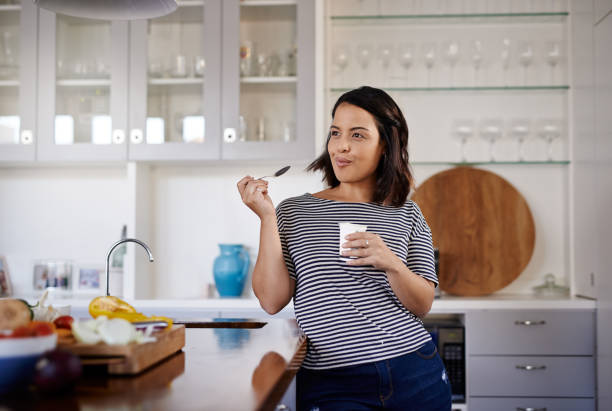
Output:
[237, 86, 452, 410]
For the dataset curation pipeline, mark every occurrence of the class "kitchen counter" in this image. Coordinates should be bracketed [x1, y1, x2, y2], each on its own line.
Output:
[0, 319, 306, 411]
[39, 294, 596, 321]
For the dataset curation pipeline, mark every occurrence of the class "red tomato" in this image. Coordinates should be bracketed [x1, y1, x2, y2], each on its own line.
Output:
[11, 326, 34, 338]
[30, 322, 55, 336]
[53, 316, 74, 330]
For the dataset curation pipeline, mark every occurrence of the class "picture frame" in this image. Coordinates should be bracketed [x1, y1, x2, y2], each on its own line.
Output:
[74, 264, 104, 294]
[0, 255, 12, 297]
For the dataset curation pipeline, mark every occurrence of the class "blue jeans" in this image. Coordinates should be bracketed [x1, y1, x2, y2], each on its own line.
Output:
[297, 340, 452, 411]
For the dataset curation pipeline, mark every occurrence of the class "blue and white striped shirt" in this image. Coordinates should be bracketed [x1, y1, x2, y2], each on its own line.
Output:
[276, 193, 438, 369]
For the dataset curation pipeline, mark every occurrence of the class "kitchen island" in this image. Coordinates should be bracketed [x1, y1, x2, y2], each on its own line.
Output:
[0, 319, 306, 411]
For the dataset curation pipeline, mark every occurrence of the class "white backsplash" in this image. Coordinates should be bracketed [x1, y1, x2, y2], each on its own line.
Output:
[0, 161, 570, 299]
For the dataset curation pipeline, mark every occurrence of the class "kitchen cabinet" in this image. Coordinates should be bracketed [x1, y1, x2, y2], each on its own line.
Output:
[37, 12, 129, 161]
[0, 1, 37, 161]
[220, 0, 315, 160]
[466, 309, 596, 410]
[6, 0, 315, 163]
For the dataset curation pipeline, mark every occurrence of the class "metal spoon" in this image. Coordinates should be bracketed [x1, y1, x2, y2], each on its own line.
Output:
[257, 165, 291, 180]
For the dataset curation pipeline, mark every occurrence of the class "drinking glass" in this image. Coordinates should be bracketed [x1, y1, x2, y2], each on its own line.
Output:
[398, 43, 414, 71]
[518, 41, 534, 86]
[378, 43, 393, 86]
[479, 118, 504, 162]
[470, 39, 484, 86]
[508, 118, 531, 161]
[422, 42, 436, 87]
[545, 40, 561, 84]
[444, 40, 460, 86]
[193, 56, 205, 78]
[452, 119, 475, 162]
[332, 44, 350, 73]
[355, 43, 373, 71]
[536, 118, 562, 161]
[500, 38, 511, 86]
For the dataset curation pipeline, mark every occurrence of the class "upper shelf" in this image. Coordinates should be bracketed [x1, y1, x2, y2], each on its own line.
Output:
[412, 161, 570, 166]
[330, 12, 569, 24]
[330, 86, 570, 93]
[0, 4, 21, 12]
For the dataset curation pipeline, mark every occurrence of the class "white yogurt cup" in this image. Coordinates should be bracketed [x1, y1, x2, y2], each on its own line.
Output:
[339, 222, 368, 260]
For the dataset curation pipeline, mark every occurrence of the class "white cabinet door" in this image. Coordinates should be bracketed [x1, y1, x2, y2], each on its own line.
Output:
[220, 0, 316, 161]
[0, 1, 37, 161]
[128, 0, 222, 161]
[37, 12, 128, 161]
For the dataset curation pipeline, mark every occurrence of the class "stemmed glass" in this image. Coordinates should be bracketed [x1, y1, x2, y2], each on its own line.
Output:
[452, 119, 475, 162]
[500, 38, 511, 86]
[398, 43, 414, 71]
[355, 43, 373, 71]
[444, 40, 460, 87]
[422, 42, 437, 87]
[545, 40, 561, 84]
[470, 40, 484, 86]
[479, 118, 504, 162]
[332, 44, 350, 73]
[519, 41, 534, 86]
[508, 118, 531, 162]
[378, 43, 393, 87]
[536, 118, 562, 161]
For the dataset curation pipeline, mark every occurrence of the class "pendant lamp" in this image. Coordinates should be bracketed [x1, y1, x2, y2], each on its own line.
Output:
[34, 0, 178, 20]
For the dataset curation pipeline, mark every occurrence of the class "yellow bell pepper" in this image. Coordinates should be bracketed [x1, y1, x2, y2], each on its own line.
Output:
[89, 296, 173, 330]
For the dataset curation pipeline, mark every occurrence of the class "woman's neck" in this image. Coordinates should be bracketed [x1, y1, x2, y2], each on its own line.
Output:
[321, 182, 376, 203]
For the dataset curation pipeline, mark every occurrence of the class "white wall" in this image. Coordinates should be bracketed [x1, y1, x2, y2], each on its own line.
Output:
[0, 159, 571, 299]
[0, 166, 128, 295]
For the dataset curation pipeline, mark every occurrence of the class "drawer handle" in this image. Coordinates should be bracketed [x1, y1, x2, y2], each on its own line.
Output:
[516, 365, 547, 371]
[516, 408, 547, 411]
[514, 320, 546, 326]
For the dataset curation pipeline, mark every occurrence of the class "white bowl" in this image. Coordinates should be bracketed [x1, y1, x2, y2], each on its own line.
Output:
[0, 333, 57, 357]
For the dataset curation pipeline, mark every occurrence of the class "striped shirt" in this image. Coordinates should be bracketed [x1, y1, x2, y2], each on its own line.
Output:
[276, 193, 438, 370]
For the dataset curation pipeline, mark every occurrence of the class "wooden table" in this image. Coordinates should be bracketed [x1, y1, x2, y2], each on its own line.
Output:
[0, 319, 307, 411]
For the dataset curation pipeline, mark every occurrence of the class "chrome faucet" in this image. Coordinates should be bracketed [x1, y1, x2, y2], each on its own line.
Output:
[105, 238, 154, 296]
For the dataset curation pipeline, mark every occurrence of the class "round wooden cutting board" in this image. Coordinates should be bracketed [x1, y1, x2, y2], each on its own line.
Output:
[410, 167, 535, 296]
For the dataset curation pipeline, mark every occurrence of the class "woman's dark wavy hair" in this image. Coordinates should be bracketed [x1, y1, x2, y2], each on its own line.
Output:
[306, 86, 414, 207]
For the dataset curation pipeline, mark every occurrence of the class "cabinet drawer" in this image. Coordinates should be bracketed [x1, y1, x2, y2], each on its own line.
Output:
[468, 356, 595, 397]
[469, 397, 595, 411]
[467, 310, 594, 355]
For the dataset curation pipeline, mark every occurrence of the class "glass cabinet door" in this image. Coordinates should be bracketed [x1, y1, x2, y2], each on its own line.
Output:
[128, 0, 221, 160]
[221, 0, 315, 160]
[0, 0, 36, 161]
[37, 11, 128, 161]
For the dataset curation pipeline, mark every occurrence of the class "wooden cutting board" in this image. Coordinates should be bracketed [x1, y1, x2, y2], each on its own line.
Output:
[59, 325, 185, 375]
[410, 167, 535, 296]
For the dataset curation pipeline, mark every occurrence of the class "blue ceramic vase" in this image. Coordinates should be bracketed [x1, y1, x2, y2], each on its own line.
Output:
[213, 244, 249, 297]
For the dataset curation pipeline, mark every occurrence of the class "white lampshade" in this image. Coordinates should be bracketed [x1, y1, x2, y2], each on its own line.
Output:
[34, 0, 178, 21]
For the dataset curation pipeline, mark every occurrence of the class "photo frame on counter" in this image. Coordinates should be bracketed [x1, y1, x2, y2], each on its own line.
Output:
[0, 255, 12, 297]
[74, 264, 104, 294]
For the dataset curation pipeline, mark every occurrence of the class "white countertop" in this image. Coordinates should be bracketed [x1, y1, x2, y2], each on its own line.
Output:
[38, 293, 596, 320]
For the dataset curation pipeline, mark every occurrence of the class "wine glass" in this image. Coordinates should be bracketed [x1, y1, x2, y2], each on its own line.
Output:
[470, 39, 484, 86]
[443, 40, 460, 86]
[452, 119, 475, 162]
[422, 42, 437, 87]
[536, 118, 563, 161]
[378, 43, 393, 87]
[355, 43, 373, 71]
[545, 40, 561, 84]
[508, 118, 531, 162]
[398, 43, 414, 71]
[500, 38, 511, 86]
[518, 41, 534, 86]
[332, 44, 350, 73]
[479, 118, 504, 162]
